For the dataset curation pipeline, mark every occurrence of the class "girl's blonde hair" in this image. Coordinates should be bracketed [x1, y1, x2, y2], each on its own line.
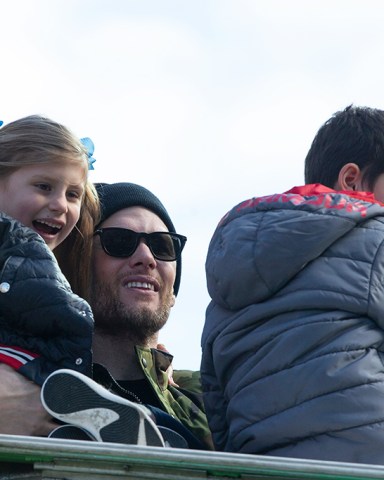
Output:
[0, 115, 100, 300]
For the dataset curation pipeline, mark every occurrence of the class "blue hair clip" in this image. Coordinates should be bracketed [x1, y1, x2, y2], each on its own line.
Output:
[0, 121, 3, 127]
[80, 137, 96, 170]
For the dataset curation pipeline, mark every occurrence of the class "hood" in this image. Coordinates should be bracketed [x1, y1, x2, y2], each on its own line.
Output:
[205, 184, 384, 310]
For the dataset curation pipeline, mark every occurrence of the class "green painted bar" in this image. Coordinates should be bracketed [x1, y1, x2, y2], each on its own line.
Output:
[0, 435, 383, 480]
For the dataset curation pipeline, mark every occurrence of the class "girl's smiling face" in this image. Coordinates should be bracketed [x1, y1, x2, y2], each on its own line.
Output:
[0, 162, 86, 250]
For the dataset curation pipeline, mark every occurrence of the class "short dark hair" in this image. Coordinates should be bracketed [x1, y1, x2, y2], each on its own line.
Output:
[304, 105, 384, 190]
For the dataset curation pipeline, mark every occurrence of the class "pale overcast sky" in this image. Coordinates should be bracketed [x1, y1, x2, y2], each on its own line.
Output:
[2, 0, 384, 369]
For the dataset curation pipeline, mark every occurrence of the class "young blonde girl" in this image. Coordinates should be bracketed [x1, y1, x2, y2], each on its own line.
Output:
[0, 115, 99, 385]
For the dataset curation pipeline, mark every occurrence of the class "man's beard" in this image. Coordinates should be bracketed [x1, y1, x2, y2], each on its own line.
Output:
[90, 280, 173, 346]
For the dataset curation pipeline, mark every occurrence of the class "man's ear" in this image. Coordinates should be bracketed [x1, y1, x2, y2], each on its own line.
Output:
[170, 294, 176, 308]
[334, 163, 362, 191]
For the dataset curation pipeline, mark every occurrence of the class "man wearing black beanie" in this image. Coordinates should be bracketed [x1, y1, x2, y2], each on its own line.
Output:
[43, 182, 213, 450]
[95, 182, 182, 295]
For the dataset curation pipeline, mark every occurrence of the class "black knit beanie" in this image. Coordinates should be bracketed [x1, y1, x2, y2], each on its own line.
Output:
[95, 182, 182, 296]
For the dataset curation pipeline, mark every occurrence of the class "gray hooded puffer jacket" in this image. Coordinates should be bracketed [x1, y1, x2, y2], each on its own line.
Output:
[201, 184, 384, 465]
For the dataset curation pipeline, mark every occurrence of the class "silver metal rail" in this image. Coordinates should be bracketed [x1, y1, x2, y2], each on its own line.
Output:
[0, 434, 383, 479]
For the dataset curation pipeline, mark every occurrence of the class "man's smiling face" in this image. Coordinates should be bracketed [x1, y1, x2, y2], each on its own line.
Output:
[91, 206, 176, 341]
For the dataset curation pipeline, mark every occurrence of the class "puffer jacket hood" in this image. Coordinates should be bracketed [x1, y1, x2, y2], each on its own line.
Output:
[206, 184, 384, 310]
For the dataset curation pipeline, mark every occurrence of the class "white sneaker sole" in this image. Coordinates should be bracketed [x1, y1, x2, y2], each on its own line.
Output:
[41, 369, 165, 447]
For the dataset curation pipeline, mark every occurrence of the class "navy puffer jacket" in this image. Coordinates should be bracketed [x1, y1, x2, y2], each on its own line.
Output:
[0, 213, 93, 385]
[201, 184, 384, 465]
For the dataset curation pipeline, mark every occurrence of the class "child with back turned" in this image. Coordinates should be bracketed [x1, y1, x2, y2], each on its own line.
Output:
[0, 115, 99, 386]
[202, 105, 384, 465]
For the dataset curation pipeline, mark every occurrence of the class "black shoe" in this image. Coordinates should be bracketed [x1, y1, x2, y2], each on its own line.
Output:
[48, 424, 96, 441]
[41, 369, 165, 447]
[49, 423, 189, 449]
[158, 426, 189, 449]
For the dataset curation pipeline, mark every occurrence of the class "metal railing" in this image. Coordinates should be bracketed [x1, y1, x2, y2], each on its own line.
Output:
[0, 434, 384, 480]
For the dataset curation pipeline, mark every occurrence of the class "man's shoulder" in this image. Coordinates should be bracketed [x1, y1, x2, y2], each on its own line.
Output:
[173, 370, 202, 394]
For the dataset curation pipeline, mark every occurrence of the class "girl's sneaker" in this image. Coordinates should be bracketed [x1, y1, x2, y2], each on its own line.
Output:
[41, 369, 165, 447]
[158, 426, 189, 449]
[49, 424, 189, 449]
[48, 424, 96, 441]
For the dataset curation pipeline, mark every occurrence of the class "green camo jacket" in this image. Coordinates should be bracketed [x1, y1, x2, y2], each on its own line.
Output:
[135, 346, 213, 450]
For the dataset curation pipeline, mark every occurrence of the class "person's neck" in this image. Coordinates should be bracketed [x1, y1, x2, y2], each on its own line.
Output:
[93, 330, 159, 381]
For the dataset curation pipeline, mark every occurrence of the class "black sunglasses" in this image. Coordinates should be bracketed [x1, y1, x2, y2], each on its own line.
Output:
[94, 227, 187, 261]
